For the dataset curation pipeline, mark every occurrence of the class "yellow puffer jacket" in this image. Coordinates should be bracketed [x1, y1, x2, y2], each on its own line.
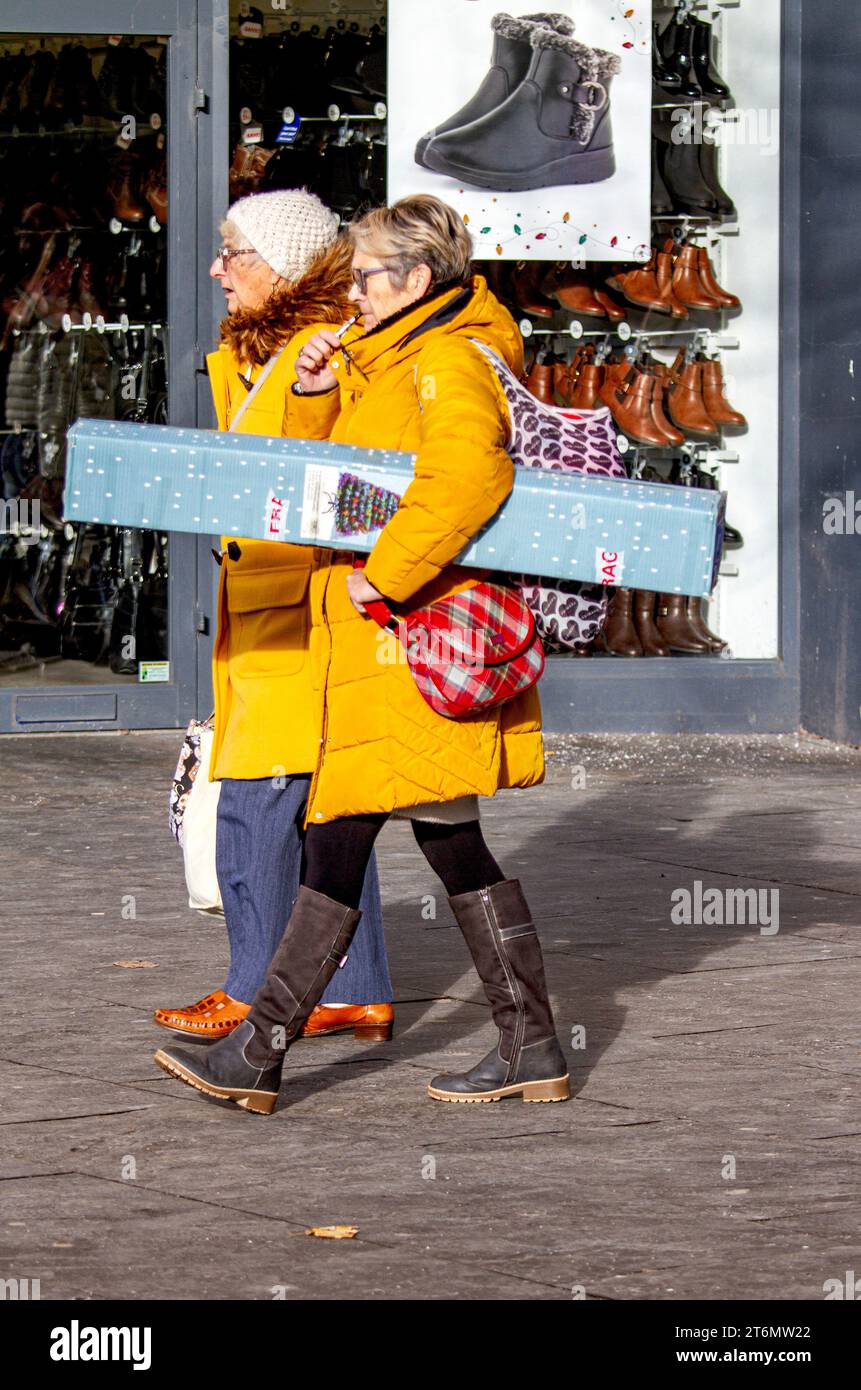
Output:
[207, 323, 341, 780]
[302, 274, 545, 827]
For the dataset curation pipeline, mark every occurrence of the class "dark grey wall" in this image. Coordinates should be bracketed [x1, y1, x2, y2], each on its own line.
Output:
[798, 0, 861, 744]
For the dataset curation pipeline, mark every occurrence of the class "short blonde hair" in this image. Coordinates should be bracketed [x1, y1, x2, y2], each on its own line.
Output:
[348, 195, 473, 289]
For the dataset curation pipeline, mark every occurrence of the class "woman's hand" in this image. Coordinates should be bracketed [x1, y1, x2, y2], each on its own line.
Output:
[294, 329, 342, 393]
[346, 569, 386, 615]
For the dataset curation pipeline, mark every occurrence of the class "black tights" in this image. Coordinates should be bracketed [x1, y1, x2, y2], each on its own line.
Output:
[299, 814, 505, 909]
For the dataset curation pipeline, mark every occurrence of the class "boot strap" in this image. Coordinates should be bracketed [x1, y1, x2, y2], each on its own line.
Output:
[557, 80, 608, 113]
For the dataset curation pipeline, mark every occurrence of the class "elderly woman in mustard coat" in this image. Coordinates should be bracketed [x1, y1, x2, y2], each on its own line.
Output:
[153, 190, 394, 1046]
[156, 194, 570, 1116]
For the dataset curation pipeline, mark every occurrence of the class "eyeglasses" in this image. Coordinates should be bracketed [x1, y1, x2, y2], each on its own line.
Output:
[352, 265, 390, 294]
[216, 247, 257, 268]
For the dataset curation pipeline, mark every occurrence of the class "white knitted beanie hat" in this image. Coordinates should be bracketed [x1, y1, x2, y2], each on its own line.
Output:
[228, 189, 340, 282]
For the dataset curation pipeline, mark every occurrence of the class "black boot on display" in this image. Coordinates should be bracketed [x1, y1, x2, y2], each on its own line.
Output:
[698, 137, 737, 220]
[651, 136, 674, 216]
[154, 887, 362, 1114]
[414, 11, 576, 168]
[423, 28, 621, 191]
[428, 879, 570, 1104]
[652, 20, 682, 99]
[689, 15, 732, 107]
[654, 114, 719, 218]
[657, 14, 703, 101]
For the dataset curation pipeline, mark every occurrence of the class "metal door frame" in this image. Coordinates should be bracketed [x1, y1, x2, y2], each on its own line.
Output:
[0, 0, 226, 733]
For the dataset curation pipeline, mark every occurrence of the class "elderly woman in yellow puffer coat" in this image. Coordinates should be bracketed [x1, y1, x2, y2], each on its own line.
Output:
[155, 194, 570, 1117]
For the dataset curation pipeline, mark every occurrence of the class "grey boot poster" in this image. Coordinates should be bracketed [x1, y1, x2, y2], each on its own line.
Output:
[388, 0, 652, 262]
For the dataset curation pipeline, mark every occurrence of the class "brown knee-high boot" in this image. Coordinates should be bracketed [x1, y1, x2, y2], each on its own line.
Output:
[428, 880, 570, 1104]
[154, 887, 362, 1114]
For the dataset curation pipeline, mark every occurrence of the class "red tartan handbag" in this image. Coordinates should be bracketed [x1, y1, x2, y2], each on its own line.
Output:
[353, 561, 544, 719]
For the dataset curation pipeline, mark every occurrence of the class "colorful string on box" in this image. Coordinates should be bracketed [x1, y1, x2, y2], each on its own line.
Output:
[332, 471, 401, 536]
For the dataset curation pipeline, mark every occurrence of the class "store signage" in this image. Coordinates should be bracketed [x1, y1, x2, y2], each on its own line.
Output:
[139, 662, 170, 684]
[242, 124, 264, 145]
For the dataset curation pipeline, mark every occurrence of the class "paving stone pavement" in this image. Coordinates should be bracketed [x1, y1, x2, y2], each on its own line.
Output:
[1, 729, 859, 1301]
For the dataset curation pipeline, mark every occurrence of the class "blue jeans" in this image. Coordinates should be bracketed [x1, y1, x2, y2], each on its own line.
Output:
[215, 777, 393, 1006]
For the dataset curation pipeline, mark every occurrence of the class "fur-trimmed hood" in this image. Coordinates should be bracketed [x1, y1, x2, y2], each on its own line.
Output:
[218, 235, 353, 368]
[492, 11, 576, 43]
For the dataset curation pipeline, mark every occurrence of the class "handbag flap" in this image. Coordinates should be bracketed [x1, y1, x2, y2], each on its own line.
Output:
[407, 583, 536, 668]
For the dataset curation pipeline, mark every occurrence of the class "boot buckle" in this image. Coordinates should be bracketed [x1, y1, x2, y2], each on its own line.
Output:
[581, 81, 608, 113]
[557, 80, 608, 113]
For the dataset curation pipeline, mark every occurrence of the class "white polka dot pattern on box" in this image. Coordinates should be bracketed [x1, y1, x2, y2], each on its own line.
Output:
[65, 420, 725, 597]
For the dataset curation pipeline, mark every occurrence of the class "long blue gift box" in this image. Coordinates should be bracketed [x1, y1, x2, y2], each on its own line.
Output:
[65, 419, 725, 596]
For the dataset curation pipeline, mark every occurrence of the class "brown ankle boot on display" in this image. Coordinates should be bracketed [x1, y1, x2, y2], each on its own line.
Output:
[511, 260, 557, 317]
[634, 590, 671, 656]
[569, 361, 604, 409]
[142, 158, 168, 226]
[554, 348, 590, 405]
[666, 358, 720, 440]
[75, 261, 103, 319]
[108, 154, 145, 223]
[700, 357, 747, 431]
[648, 374, 685, 446]
[656, 593, 711, 654]
[656, 249, 690, 319]
[599, 588, 644, 656]
[600, 367, 670, 447]
[543, 263, 607, 317]
[607, 251, 669, 313]
[696, 246, 740, 308]
[667, 241, 723, 310]
[686, 596, 727, 651]
[552, 359, 573, 405]
[525, 355, 555, 403]
[592, 287, 627, 322]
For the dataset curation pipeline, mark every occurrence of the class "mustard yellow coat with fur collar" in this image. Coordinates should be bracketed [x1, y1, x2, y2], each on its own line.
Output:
[207, 323, 340, 781]
[301, 275, 545, 827]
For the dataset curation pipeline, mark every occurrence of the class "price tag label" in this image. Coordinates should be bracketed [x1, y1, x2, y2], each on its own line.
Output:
[276, 116, 301, 144]
[242, 123, 264, 144]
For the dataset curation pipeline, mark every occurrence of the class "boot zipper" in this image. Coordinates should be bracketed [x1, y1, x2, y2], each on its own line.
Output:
[480, 888, 526, 1081]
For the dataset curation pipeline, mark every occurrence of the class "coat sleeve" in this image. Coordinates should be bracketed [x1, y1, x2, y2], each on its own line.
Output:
[363, 338, 513, 603]
[282, 323, 343, 440]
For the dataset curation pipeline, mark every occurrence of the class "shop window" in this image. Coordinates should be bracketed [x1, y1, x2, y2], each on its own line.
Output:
[0, 33, 169, 687]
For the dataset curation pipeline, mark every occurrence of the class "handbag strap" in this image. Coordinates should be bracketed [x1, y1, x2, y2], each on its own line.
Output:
[229, 345, 289, 432]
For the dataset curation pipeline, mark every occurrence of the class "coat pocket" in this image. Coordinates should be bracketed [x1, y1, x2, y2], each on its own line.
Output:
[226, 563, 311, 614]
[225, 564, 312, 678]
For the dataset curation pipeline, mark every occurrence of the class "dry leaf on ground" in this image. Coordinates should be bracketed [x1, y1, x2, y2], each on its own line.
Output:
[305, 1225, 359, 1240]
